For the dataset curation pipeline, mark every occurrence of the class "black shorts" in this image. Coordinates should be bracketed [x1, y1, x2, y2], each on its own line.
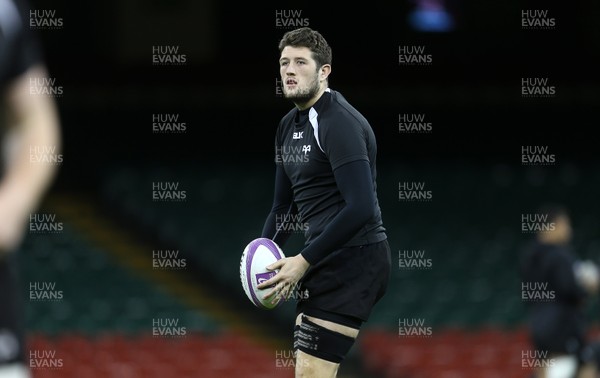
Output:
[0, 253, 26, 365]
[296, 239, 391, 328]
[529, 305, 586, 358]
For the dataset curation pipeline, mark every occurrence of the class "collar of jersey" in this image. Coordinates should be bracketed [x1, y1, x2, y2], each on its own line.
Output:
[294, 88, 332, 127]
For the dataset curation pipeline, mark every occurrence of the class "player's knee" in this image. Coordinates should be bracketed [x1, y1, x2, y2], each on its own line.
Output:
[294, 315, 356, 364]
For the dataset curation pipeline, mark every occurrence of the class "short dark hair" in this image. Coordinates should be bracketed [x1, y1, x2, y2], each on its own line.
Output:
[278, 27, 332, 69]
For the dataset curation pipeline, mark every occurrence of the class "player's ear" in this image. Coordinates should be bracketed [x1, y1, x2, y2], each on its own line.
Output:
[319, 64, 331, 81]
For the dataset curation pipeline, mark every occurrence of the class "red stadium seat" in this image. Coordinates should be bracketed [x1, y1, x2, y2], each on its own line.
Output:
[360, 326, 542, 378]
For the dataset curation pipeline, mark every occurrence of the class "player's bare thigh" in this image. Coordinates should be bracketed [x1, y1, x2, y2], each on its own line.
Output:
[295, 313, 360, 338]
[294, 313, 359, 378]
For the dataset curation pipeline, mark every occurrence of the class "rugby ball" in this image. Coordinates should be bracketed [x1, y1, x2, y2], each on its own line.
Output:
[240, 238, 285, 309]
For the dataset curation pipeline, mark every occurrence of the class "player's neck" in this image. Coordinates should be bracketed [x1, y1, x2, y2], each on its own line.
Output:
[294, 86, 327, 111]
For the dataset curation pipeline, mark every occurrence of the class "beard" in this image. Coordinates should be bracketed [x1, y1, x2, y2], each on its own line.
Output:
[283, 73, 320, 104]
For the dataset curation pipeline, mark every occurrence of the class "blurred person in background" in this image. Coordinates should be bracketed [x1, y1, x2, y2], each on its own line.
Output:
[0, 0, 62, 376]
[520, 205, 600, 378]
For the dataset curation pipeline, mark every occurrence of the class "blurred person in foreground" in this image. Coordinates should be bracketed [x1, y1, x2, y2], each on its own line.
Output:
[520, 205, 600, 378]
[0, 0, 62, 376]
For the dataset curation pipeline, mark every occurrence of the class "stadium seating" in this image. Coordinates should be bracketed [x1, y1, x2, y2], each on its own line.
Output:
[21, 224, 293, 377]
[22, 226, 221, 336]
[360, 326, 535, 378]
[27, 332, 290, 378]
[21, 161, 600, 376]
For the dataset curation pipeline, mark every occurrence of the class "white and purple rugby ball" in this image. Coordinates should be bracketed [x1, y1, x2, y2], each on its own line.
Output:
[240, 238, 285, 309]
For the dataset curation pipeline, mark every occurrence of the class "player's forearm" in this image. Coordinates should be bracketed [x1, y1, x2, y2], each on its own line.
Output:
[300, 160, 376, 265]
[1, 65, 61, 213]
[300, 204, 373, 265]
[555, 263, 588, 302]
[1, 116, 60, 213]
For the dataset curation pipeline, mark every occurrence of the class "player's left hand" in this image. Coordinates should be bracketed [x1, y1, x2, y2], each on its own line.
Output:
[257, 254, 310, 303]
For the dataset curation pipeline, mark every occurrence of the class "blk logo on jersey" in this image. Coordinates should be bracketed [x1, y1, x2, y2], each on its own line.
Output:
[293, 131, 304, 139]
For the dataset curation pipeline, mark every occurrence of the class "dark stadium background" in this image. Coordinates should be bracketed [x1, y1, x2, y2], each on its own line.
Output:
[19, 1, 600, 377]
